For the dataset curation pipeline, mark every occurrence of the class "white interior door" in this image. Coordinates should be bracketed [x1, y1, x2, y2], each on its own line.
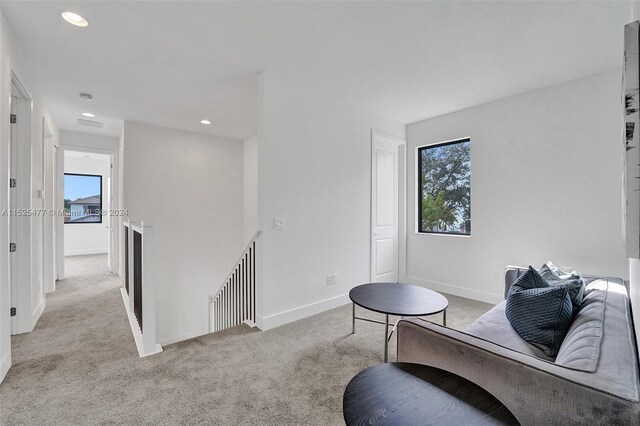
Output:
[371, 131, 404, 283]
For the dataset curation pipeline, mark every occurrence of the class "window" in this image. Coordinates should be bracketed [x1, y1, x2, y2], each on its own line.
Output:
[417, 138, 471, 235]
[64, 173, 102, 224]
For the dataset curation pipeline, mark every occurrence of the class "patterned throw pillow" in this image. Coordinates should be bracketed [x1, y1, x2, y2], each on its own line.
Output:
[505, 266, 574, 357]
[538, 262, 585, 312]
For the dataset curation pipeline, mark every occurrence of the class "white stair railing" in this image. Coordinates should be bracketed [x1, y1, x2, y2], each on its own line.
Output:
[121, 220, 162, 357]
[209, 230, 261, 332]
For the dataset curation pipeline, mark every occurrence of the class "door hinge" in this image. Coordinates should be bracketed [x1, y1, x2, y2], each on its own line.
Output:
[9, 178, 16, 188]
[10, 307, 16, 317]
[9, 242, 16, 253]
[9, 114, 16, 124]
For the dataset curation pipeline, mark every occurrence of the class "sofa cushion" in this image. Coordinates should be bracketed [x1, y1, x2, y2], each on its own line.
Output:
[465, 301, 554, 361]
[538, 262, 585, 311]
[505, 266, 574, 357]
[554, 279, 607, 372]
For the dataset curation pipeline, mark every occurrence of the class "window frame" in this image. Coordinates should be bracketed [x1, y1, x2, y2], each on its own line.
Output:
[64, 172, 103, 225]
[416, 137, 471, 236]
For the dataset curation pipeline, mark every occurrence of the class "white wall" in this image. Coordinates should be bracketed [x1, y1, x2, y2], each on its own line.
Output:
[0, 9, 60, 381]
[63, 154, 111, 256]
[123, 121, 243, 345]
[60, 130, 119, 152]
[243, 135, 258, 242]
[406, 70, 627, 304]
[258, 72, 405, 329]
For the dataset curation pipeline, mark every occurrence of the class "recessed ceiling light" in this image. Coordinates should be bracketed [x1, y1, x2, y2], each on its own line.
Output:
[81, 112, 95, 118]
[61, 11, 88, 27]
[200, 120, 212, 125]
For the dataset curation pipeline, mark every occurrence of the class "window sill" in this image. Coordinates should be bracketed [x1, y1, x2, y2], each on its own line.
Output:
[413, 231, 471, 238]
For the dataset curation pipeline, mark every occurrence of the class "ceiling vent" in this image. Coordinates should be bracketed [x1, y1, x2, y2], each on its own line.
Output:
[77, 119, 103, 128]
[79, 93, 93, 101]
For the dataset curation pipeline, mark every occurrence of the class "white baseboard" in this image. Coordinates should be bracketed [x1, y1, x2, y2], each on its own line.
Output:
[65, 249, 108, 256]
[120, 289, 163, 357]
[0, 352, 10, 384]
[261, 293, 351, 330]
[405, 275, 503, 305]
[31, 298, 45, 328]
[157, 329, 210, 347]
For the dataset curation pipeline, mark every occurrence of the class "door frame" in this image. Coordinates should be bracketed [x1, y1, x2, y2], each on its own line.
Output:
[370, 129, 407, 283]
[42, 118, 56, 293]
[59, 144, 120, 276]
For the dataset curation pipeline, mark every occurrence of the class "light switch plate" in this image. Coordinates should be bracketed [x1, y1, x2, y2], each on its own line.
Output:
[273, 218, 285, 230]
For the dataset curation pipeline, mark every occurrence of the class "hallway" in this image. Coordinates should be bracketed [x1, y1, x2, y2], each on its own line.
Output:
[0, 254, 136, 423]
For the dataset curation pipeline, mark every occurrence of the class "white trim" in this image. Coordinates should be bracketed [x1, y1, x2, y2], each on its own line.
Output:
[405, 275, 502, 305]
[243, 319, 258, 328]
[261, 293, 350, 330]
[157, 329, 209, 347]
[0, 352, 9, 384]
[31, 298, 45, 325]
[372, 129, 406, 145]
[120, 288, 162, 357]
[64, 249, 108, 256]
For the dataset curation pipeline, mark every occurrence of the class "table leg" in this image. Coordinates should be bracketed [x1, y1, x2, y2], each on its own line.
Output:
[352, 303, 355, 334]
[384, 314, 389, 363]
[443, 309, 447, 327]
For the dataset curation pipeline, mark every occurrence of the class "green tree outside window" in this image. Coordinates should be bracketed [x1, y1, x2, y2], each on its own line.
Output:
[419, 139, 471, 234]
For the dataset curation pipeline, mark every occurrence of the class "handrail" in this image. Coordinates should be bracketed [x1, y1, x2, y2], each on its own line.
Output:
[120, 220, 162, 357]
[214, 229, 261, 300]
[209, 229, 261, 333]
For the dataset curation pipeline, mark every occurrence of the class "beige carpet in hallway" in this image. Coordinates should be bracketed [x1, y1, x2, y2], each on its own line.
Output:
[0, 254, 493, 425]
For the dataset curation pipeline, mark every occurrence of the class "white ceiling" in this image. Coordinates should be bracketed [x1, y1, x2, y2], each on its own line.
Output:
[1, 1, 631, 140]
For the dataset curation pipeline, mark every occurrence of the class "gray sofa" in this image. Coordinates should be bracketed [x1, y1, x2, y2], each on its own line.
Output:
[397, 267, 640, 425]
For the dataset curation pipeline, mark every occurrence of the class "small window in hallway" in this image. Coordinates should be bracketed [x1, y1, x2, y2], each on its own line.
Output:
[64, 173, 102, 223]
[417, 138, 471, 235]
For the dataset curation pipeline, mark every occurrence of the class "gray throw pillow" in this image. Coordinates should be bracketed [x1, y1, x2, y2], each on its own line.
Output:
[538, 262, 585, 311]
[505, 266, 573, 357]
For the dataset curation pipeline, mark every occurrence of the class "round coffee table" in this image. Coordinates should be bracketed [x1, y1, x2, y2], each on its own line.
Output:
[343, 363, 519, 425]
[349, 283, 448, 362]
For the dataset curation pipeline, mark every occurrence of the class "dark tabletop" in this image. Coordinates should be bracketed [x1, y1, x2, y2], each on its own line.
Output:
[343, 363, 519, 426]
[349, 283, 448, 316]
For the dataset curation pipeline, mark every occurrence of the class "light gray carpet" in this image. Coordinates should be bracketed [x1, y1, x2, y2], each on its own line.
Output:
[0, 254, 494, 425]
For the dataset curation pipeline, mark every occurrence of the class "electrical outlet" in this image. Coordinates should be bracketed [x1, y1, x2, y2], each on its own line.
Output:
[326, 274, 338, 286]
